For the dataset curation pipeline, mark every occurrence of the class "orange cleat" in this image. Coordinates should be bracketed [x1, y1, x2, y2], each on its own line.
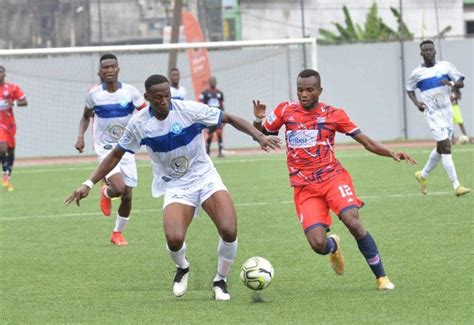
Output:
[110, 231, 128, 246]
[100, 186, 112, 217]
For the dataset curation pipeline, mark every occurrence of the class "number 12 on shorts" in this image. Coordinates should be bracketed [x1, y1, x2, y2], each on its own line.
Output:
[338, 185, 353, 198]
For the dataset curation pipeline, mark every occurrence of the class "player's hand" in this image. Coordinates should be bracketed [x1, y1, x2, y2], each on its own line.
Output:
[75, 136, 85, 153]
[257, 134, 281, 152]
[391, 152, 417, 164]
[64, 185, 91, 206]
[252, 100, 266, 119]
[416, 102, 427, 112]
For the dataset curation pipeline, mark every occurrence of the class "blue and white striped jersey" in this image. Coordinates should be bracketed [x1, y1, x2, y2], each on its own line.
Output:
[85, 82, 145, 151]
[118, 99, 222, 197]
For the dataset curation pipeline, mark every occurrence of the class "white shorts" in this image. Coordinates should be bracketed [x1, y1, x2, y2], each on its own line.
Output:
[97, 148, 137, 188]
[425, 109, 454, 142]
[163, 169, 228, 215]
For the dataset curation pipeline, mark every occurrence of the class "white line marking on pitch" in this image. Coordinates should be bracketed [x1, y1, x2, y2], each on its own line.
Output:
[0, 191, 450, 221]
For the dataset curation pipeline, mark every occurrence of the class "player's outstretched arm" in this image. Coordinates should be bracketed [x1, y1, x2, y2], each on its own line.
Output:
[353, 132, 417, 164]
[75, 108, 94, 153]
[64, 146, 125, 206]
[221, 112, 281, 152]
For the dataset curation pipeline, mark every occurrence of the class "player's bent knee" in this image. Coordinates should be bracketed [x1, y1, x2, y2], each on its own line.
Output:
[218, 224, 237, 242]
[166, 236, 185, 251]
[307, 235, 327, 254]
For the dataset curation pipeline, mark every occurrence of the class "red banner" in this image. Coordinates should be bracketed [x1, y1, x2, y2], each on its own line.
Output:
[181, 11, 212, 101]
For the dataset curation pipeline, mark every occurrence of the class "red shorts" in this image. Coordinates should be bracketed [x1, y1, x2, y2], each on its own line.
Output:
[293, 169, 364, 233]
[0, 122, 16, 148]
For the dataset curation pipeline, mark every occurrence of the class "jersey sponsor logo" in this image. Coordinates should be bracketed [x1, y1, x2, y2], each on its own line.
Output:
[171, 123, 183, 135]
[107, 124, 125, 140]
[432, 93, 447, 108]
[169, 156, 189, 178]
[286, 130, 318, 148]
[267, 112, 277, 124]
[162, 176, 172, 182]
[103, 144, 113, 150]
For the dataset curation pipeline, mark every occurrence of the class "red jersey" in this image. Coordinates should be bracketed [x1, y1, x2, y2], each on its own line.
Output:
[0, 82, 26, 126]
[263, 101, 360, 187]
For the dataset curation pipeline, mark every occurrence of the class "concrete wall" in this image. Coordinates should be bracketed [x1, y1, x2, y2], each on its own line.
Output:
[2, 38, 473, 158]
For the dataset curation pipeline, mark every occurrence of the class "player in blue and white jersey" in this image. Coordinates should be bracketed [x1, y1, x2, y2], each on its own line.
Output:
[406, 40, 471, 197]
[65, 74, 281, 301]
[169, 68, 187, 100]
[74, 54, 147, 246]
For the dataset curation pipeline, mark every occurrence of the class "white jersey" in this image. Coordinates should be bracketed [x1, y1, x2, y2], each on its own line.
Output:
[406, 61, 464, 131]
[118, 99, 222, 198]
[170, 85, 187, 100]
[85, 82, 145, 152]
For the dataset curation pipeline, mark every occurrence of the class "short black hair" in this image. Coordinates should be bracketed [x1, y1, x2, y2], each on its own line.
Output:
[169, 67, 179, 73]
[298, 69, 321, 82]
[145, 74, 169, 91]
[100, 53, 118, 63]
[0, 65, 5, 71]
[419, 39, 434, 49]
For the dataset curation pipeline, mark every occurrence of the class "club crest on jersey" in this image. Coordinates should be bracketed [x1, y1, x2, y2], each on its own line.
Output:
[267, 112, 277, 124]
[286, 130, 318, 148]
[119, 99, 128, 107]
[171, 123, 183, 135]
[169, 156, 189, 178]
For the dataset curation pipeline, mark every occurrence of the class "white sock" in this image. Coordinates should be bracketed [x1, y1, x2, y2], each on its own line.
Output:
[421, 148, 441, 178]
[167, 242, 190, 269]
[103, 186, 111, 198]
[214, 237, 238, 282]
[441, 154, 460, 189]
[113, 215, 129, 232]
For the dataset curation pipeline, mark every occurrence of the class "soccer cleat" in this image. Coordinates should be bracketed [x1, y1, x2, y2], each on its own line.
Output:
[2, 174, 9, 187]
[454, 185, 471, 197]
[329, 234, 345, 275]
[110, 231, 128, 246]
[100, 186, 112, 216]
[173, 267, 189, 297]
[376, 276, 395, 290]
[415, 171, 428, 195]
[213, 280, 230, 301]
[7, 182, 14, 192]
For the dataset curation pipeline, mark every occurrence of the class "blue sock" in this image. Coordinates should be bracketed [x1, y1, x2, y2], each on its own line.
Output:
[356, 232, 386, 278]
[322, 236, 337, 255]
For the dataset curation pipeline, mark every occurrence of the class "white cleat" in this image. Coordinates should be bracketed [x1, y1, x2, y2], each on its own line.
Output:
[213, 280, 230, 301]
[172, 267, 189, 297]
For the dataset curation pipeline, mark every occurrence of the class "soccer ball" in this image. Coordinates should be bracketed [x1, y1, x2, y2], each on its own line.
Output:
[240, 256, 274, 290]
[458, 135, 470, 144]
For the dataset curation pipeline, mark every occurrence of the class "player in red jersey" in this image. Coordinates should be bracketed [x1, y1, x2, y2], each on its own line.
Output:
[253, 69, 416, 290]
[0, 66, 28, 191]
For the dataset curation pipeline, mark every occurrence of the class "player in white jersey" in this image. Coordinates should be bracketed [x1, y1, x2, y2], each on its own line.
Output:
[169, 68, 187, 100]
[65, 74, 281, 301]
[75, 54, 147, 246]
[406, 40, 471, 196]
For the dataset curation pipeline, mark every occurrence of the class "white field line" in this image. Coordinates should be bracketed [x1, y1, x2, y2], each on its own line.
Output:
[0, 191, 450, 221]
[12, 147, 474, 175]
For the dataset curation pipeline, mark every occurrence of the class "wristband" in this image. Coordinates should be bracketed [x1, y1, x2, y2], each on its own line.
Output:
[449, 81, 455, 87]
[82, 179, 94, 189]
[254, 116, 263, 123]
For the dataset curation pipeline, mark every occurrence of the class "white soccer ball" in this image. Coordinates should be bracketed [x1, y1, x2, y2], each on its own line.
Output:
[240, 256, 274, 290]
[458, 135, 470, 144]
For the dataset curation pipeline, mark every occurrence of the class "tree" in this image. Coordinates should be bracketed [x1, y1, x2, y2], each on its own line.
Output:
[318, 3, 449, 45]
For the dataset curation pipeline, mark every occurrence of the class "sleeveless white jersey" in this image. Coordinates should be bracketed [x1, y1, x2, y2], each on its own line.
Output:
[118, 99, 222, 197]
[170, 85, 187, 100]
[85, 82, 145, 152]
[406, 61, 464, 130]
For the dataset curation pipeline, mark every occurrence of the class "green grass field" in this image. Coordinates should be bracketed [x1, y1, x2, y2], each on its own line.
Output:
[1, 145, 473, 324]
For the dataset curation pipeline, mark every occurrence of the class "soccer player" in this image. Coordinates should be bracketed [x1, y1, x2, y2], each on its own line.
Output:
[252, 69, 416, 290]
[74, 54, 146, 246]
[169, 68, 187, 100]
[65, 74, 281, 301]
[200, 76, 225, 157]
[450, 87, 470, 144]
[406, 40, 471, 196]
[0, 65, 28, 192]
